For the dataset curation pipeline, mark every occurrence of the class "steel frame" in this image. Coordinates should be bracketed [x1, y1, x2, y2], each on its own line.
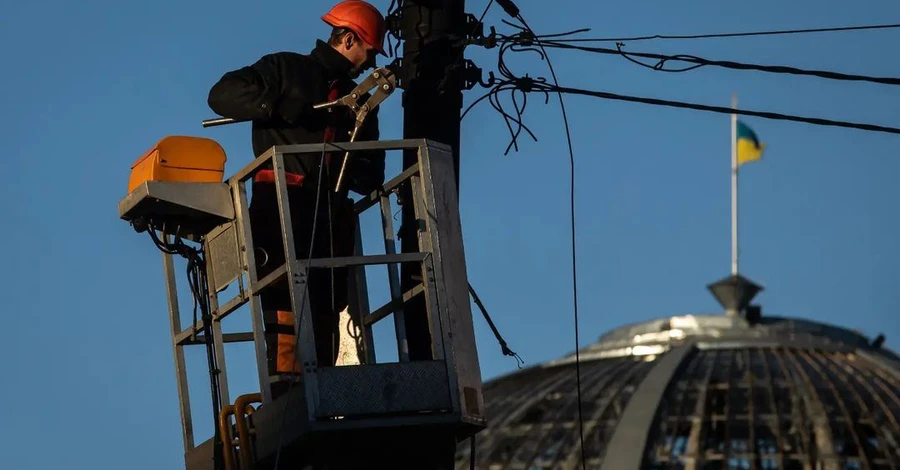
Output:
[154, 139, 485, 464]
[461, 327, 900, 470]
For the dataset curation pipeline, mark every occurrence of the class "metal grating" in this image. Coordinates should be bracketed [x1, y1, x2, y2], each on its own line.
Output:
[455, 356, 657, 469]
[206, 222, 241, 293]
[455, 315, 900, 469]
[316, 361, 452, 416]
[642, 348, 900, 470]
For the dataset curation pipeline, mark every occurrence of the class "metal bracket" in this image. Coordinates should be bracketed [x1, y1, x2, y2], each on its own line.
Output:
[384, 10, 495, 93]
[461, 59, 490, 90]
[459, 13, 497, 49]
[385, 8, 403, 38]
[441, 59, 490, 92]
[462, 13, 484, 43]
[385, 58, 406, 90]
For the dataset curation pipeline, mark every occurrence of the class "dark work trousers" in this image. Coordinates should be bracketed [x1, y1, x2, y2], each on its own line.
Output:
[248, 181, 356, 399]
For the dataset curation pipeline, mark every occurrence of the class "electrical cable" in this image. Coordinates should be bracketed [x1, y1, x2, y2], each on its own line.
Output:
[473, 0, 497, 39]
[440, 3, 528, 368]
[462, 81, 542, 152]
[391, 0, 528, 378]
[468, 40, 900, 137]
[469, 283, 524, 367]
[147, 230, 225, 470]
[271, 143, 330, 470]
[536, 22, 900, 43]
[512, 16, 587, 470]
[544, 84, 900, 135]
[481, 2, 588, 467]
[522, 39, 900, 86]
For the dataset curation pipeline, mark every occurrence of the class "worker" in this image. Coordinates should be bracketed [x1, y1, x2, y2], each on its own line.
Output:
[206, 0, 388, 399]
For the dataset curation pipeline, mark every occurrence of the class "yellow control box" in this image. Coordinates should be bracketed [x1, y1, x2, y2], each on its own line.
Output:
[128, 136, 227, 193]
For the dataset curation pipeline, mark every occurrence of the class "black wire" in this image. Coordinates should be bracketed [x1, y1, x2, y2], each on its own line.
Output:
[529, 39, 900, 86]
[545, 22, 900, 43]
[468, 72, 900, 137]
[545, 84, 900, 135]
[505, 12, 588, 470]
[460, 37, 547, 152]
[272, 144, 330, 470]
[147, 229, 224, 470]
[475, 0, 496, 33]
[476, 35, 900, 136]
[468, 283, 524, 367]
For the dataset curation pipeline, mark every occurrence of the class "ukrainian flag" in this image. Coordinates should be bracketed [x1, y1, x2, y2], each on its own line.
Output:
[736, 120, 765, 166]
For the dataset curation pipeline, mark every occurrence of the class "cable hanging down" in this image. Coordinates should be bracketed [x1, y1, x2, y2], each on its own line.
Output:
[146, 229, 225, 470]
[469, 283, 524, 367]
[477, 1, 589, 468]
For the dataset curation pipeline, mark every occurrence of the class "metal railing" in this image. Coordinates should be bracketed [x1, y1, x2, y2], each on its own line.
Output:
[152, 139, 485, 467]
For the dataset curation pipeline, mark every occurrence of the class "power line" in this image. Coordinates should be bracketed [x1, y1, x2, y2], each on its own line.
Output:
[534, 40, 900, 86]
[533, 22, 900, 43]
[474, 74, 900, 135]
[468, 21, 900, 146]
[464, 78, 899, 166]
[545, 84, 900, 135]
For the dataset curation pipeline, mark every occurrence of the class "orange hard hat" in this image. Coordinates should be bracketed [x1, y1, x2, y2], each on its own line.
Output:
[322, 1, 387, 56]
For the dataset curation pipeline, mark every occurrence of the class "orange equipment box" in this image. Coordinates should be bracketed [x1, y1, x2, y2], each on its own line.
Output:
[128, 136, 227, 193]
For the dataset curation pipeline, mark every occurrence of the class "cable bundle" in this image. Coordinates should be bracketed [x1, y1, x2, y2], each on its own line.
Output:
[147, 228, 225, 470]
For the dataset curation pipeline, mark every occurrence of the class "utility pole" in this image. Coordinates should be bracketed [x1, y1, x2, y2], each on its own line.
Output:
[398, 0, 466, 362]
[395, 1, 467, 468]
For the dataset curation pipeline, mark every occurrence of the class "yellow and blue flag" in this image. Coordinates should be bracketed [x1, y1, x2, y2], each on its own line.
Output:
[736, 120, 766, 166]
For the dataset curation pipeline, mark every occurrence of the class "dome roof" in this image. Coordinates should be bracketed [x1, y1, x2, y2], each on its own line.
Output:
[455, 313, 900, 469]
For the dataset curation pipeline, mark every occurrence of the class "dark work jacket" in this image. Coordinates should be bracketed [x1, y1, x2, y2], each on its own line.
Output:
[207, 40, 385, 196]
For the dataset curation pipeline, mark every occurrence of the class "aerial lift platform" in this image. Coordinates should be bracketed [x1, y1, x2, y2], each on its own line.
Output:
[118, 136, 486, 469]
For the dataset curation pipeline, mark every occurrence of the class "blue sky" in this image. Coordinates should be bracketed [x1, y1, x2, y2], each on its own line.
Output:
[2, 0, 899, 468]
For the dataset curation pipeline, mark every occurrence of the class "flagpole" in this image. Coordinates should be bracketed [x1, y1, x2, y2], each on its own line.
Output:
[731, 94, 739, 276]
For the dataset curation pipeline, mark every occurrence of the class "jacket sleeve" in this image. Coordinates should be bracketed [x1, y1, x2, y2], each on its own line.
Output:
[346, 105, 386, 195]
[207, 53, 314, 124]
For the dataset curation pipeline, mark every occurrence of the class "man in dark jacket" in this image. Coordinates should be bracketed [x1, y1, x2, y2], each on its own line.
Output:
[206, 0, 388, 398]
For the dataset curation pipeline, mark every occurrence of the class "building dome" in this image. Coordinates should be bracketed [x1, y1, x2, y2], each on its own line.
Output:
[455, 311, 900, 469]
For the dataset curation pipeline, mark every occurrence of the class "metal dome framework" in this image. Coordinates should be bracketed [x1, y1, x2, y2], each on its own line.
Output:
[456, 314, 900, 470]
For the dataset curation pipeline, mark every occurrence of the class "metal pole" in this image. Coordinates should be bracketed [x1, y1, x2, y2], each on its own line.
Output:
[731, 94, 738, 277]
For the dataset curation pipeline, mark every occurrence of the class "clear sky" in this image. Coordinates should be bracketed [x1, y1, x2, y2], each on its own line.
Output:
[2, 0, 898, 468]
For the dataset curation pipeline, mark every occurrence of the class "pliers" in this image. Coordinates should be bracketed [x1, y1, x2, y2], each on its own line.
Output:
[312, 67, 397, 193]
